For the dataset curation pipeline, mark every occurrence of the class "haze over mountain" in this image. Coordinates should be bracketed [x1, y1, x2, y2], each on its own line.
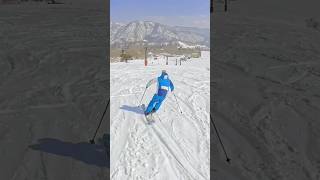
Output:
[110, 21, 209, 48]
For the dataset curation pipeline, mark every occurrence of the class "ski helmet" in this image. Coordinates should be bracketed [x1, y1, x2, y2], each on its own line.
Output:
[160, 70, 168, 79]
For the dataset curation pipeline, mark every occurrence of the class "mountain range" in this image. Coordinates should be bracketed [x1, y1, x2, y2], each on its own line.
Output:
[110, 21, 210, 49]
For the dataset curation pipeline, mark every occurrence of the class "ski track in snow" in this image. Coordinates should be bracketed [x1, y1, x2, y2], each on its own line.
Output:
[111, 53, 210, 180]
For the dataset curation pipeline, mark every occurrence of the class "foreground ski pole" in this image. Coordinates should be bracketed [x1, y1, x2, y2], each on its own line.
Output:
[210, 113, 231, 163]
[90, 99, 110, 144]
[139, 87, 147, 106]
[173, 92, 183, 114]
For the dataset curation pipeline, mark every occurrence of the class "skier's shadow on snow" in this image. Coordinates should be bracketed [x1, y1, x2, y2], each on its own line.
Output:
[120, 105, 144, 114]
[29, 138, 109, 168]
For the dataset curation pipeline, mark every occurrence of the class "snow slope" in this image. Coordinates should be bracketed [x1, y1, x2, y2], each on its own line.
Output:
[0, 4, 109, 180]
[211, 0, 320, 179]
[110, 55, 210, 179]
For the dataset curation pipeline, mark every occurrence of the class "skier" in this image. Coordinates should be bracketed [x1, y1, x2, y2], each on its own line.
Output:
[144, 70, 174, 116]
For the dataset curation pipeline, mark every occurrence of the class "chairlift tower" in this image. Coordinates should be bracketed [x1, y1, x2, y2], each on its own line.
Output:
[143, 40, 148, 66]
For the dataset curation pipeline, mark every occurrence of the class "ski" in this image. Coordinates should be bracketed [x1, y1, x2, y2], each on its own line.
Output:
[141, 104, 155, 124]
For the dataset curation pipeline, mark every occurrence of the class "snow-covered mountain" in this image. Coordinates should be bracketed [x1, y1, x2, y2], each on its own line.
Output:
[111, 22, 125, 38]
[110, 21, 209, 48]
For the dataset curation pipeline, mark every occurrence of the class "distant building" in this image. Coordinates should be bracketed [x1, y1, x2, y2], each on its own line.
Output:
[191, 52, 201, 58]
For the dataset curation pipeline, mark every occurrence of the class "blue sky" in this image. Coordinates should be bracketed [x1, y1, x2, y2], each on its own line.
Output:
[111, 0, 210, 28]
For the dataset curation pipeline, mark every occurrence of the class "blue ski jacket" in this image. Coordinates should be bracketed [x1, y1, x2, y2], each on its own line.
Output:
[146, 73, 174, 97]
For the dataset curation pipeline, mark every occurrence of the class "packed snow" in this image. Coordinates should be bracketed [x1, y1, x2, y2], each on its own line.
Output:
[110, 51, 210, 180]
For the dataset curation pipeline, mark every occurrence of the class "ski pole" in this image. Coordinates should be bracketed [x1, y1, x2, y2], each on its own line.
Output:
[139, 87, 147, 106]
[90, 99, 110, 144]
[173, 92, 183, 114]
[210, 113, 231, 163]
